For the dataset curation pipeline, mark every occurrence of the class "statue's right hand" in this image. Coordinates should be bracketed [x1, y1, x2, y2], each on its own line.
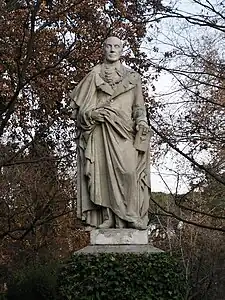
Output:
[91, 109, 105, 122]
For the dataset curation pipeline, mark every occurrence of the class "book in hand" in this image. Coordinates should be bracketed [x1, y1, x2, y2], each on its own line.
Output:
[134, 126, 150, 152]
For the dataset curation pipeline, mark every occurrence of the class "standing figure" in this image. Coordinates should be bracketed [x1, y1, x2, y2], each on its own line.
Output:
[70, 37, 150, 230]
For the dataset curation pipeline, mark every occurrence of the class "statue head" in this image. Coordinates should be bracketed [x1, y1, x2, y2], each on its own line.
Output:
[103, 36, 123, 63]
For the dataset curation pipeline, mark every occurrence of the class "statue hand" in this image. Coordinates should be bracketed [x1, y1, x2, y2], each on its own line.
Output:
[136, 121, 150, 134]
[91, 108, 106, 122]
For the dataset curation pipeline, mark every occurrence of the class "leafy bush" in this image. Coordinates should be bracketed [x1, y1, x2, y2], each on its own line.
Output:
[6, 252, 185, 300]
[0, 294, 7, 300]
[7, 262, 59, 300]
[57, 252, 185, 300]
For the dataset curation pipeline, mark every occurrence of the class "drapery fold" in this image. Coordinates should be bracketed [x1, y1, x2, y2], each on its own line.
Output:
[70, 64, 150, 227]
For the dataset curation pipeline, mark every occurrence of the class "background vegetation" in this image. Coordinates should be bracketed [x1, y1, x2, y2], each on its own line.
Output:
[6, 253, 185, 300]
[0, 1, 224, 299]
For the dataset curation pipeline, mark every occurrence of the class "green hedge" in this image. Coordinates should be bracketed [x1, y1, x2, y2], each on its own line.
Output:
[6, 252, 185, 300]
[57, 252, 185, 300]
[7, 263, 58, 300]
[0, 294, 7, 300]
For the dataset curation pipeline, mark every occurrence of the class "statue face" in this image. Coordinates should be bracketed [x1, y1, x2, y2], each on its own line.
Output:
[104, 37, 123, 63]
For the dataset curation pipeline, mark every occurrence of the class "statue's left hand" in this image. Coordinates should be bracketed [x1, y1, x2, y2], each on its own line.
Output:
[91, 108, 107, 123]
[136, 121, 150, 134]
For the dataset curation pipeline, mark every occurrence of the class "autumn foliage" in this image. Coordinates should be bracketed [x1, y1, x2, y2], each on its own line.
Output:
[1, 1, 225, 298]
[0, 0, 166, 282]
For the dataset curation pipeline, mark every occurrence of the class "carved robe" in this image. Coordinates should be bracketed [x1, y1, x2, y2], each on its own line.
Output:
[70, 63, 150, 227]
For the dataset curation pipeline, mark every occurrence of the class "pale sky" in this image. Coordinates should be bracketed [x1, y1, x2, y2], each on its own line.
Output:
[147, 0, 215, 193]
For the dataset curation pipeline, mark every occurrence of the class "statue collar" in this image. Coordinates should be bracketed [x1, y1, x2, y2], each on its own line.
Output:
[95, 63, 138, 96]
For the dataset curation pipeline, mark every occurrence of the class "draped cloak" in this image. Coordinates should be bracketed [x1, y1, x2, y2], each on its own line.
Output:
[70, 63, 151, 227]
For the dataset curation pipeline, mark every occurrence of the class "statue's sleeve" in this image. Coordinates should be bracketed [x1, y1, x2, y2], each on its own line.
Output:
[69, 76, 86, 120]
[132, 74, 148, 125]
[69, 71, 96, 120]
[69, 70, 98, 131]
[70, 100, 79, 120]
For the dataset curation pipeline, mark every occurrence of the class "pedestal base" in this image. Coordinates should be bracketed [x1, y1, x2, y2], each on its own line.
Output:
[90, 228, 149, 245]
[77, 229, 163, 254]
[77, 244, 163, 254]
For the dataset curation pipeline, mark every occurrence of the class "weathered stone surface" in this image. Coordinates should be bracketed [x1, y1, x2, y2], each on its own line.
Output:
[70, 36, 151, 229]
[90, 229, 148, 245]
[76, 245, 163, 254]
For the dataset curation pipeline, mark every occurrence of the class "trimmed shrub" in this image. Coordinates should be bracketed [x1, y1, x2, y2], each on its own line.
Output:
[57, 252, 185, 300]
[7, 262, 59, 300]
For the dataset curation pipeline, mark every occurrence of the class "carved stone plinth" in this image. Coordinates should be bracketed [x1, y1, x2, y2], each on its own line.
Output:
[76, 229, 163, 254]
[77, 244, 163, 254]
[90, 229, 149, 245]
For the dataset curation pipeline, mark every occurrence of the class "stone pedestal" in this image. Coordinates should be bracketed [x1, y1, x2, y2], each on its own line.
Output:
[77, 244, 163, 253]
[76, 229, 163, 254]
[90, 229, 148, 245]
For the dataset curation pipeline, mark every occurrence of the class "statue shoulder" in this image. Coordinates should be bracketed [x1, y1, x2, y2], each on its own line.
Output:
[78, 64, 101, 80]
[91, 64, 102, 74]
[123, 66, 141, 84]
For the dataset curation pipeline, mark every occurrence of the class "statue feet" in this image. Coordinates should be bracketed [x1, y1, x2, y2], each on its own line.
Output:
[85, 225, 96, 231]
[98, 219, 114, 229]
[115, 216, 127, 228]
[130, 220, 147, 230]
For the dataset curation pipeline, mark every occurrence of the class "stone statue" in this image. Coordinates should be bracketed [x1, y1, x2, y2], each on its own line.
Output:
[70, 37, 151, 230]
